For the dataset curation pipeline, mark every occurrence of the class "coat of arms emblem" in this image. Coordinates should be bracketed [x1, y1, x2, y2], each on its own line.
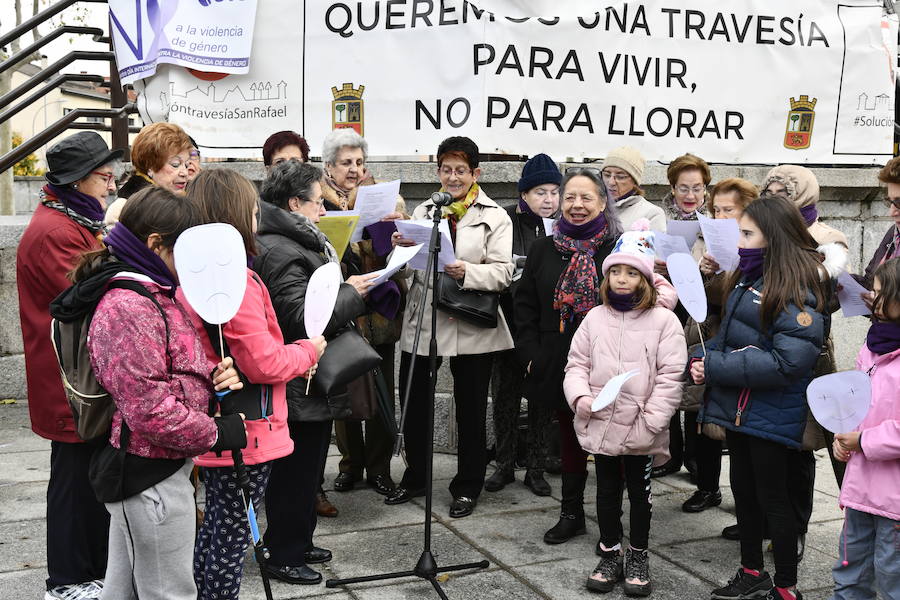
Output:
[332, 83, 365, 135]
[784, 95, 817, 150]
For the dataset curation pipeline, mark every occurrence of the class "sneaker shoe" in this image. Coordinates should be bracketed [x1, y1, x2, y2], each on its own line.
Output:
[586, 549, 622, 593]
[623, 547, 651, 597]
[44, 580, 103, 600]
[765, 587, 803, 600]
[711, 568, 774, 599]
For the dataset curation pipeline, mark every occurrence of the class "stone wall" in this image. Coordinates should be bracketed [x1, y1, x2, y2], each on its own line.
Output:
[3, 163, 887, 445]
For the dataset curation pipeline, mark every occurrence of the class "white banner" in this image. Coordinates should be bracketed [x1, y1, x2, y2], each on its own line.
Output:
[135, 0, 897, 164]
[110, 0, 258, 85]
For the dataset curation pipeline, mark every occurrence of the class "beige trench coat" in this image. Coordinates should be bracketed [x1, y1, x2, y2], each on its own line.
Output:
[399, 189, 514, 357]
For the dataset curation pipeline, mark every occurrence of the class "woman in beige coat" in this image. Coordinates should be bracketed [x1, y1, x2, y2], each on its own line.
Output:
[386, 136, 514, 519]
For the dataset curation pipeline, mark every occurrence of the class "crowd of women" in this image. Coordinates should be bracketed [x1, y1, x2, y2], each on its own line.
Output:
[16, 122, 900, 600]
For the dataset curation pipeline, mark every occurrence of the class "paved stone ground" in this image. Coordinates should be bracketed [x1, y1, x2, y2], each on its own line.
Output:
[0, 400, 845, 600]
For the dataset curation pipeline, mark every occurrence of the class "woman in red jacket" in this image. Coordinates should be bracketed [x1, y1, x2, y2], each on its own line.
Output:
[183, 169, 327, 598]
[16, 132, 120, 600]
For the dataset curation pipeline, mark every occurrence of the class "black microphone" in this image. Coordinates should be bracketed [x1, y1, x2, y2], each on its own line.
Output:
[430, 191, 454, 206]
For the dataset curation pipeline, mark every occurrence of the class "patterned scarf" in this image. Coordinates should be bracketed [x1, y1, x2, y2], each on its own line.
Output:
[296, 213, 340, 264]
[439, 182, 480, 243]
[663, 191, 706, 222]
[40, 185, 107, 236]
[552, 214, 609, 332]
[324, 174, 352, 210]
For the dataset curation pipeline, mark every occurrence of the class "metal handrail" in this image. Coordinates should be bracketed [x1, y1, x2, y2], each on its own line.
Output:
[0, 26, 105, 76]
[69, 122, 141, 134]
[0, 0, 106, 49]
[0, 50, 114, 109]
[0, 73, 105, 125]
[0, 104, 136, 174]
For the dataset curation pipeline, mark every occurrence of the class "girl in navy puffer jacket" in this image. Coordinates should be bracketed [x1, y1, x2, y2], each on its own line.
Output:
[691, 194, 834, 600]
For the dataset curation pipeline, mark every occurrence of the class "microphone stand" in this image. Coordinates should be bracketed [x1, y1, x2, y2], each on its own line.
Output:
[325, 197, 489, 598]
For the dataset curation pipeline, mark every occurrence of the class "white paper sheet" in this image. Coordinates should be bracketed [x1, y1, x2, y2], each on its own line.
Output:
[665, 220, 702, 250]
[369, 243, 424, 286]
[836, 270, 872, 318]
[697, 214, 739, 272]
[350, 180, 402, 242]
[653, 231, 691, 260]
[592, 369, 641, 412]
[394, 219, 456, 271]
[542, 218, 556, 236]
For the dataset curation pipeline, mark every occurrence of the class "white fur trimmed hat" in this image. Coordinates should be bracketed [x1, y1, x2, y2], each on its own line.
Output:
[601, 218, 656, 280]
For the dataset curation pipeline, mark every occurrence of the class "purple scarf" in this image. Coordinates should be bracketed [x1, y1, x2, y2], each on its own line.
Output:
[556, 213, 608, 240]
[799, 204, 818, 226]
[866, 320, 900, 355]
[552, 213, 609, 332]
[738, 247, 766, 282]
[45, 183, 106, 223]
[606, 290, 637, 312]
[103, 224, 178, 296]
[517, 197, 542, 221]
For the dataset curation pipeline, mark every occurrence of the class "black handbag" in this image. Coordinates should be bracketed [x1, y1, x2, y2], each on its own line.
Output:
[308, 326, 381, 396]
[436, 273, 499, 328]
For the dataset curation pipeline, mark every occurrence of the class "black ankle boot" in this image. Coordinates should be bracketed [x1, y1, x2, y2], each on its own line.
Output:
[524, 469, 551, 496]
[543, 472, 587, 544]
[484, 467, 515, 492]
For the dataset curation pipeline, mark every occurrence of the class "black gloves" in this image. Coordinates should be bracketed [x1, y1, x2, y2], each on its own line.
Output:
[210, 413, 247, 453]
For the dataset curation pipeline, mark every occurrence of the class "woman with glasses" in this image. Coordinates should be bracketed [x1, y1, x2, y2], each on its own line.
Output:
[663, 154, 711, 227]
[762, 164, 849, 563]
[106, 123, 194, 225]
[16, 131, 122, 600]
[651, 153, 713, 480]
[855, 156, 900, 290]
[486, 153, 561, 498]
[599, 146, 666, 231]
[319, 128, 407, 502]
[386, 136, 514, 519]
[186, 136, 202, 182]
[517, 169, 670, 549]
[253, 159, 377, 585]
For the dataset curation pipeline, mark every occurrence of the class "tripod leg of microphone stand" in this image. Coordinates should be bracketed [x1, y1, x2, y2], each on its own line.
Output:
[428, 577, 452, 600]
[435, 559, 491, 574]
[325, 568, 418, 588]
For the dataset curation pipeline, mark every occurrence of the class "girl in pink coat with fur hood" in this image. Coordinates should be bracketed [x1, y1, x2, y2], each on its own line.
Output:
[564, 223, 687, 596]
[830, 258, 900, 599]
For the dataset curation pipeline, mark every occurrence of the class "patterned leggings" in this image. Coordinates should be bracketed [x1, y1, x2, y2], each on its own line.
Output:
[194, 462, 271, 600]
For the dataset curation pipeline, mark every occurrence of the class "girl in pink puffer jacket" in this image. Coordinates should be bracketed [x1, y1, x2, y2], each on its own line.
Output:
[564, 225, 686, 597]
[831, 258, 900, 599]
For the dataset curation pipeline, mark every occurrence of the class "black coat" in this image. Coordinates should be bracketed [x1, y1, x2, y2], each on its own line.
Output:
[501, 205, 548, 339]
[514, 234, 615, 411]
[253, 201, 367, 422]
[854, 225, 896, 290]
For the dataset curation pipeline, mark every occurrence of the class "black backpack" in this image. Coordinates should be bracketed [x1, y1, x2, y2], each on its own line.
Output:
[51, 280, 168, 442]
